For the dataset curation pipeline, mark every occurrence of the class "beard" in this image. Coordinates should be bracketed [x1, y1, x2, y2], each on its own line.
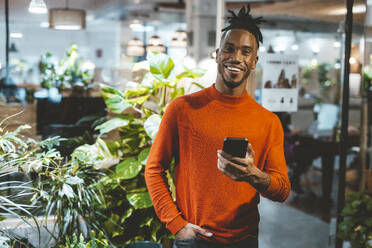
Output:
[221, 68, 251, 89]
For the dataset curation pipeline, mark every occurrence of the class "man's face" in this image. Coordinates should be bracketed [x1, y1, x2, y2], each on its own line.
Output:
[216, 29, 258, 89]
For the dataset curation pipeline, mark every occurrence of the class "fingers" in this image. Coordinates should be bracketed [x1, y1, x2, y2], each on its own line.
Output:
[247, 143, 255, 158]
[217, 152, 247, 181]
[217, 158, 240, 181]
[190, 224, 213, 237]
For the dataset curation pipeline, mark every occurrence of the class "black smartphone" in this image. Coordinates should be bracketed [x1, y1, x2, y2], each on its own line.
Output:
[222, 137, 249, 158]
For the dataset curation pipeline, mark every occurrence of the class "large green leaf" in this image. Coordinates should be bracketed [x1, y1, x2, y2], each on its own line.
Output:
[144, 114, 162, 140]
[171, 87, 184, 100]
[124, 86, 150, 98]
[147, 52, 174, 79]
[125, 95, 150, 105]
[115, 158, 142, 179]
[101, 84, 131, 114]
[95, 117, 130, 135]
[176, 68, 206, 79]
[126, 192, 153, 209]
[138, 148, 151, 165]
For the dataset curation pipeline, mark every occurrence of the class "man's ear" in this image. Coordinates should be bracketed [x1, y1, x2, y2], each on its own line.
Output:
[251, 55, 258, 70]
[215, 48, 219, 62]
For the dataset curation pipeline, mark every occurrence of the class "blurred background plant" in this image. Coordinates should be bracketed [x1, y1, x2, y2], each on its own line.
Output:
[40, 45, 95, 95]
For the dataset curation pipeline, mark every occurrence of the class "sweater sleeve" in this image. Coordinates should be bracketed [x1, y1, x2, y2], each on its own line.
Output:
[144, 99, 188, 235]
[260, 115, 291, 202]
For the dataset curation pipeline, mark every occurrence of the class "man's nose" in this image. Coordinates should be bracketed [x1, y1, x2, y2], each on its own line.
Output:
[231, 51, 243, 63]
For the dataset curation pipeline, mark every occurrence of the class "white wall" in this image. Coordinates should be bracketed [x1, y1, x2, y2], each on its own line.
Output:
[0, 19, 121, 84]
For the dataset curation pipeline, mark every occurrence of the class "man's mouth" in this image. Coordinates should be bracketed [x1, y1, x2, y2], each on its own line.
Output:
[224, 65, 244, 76]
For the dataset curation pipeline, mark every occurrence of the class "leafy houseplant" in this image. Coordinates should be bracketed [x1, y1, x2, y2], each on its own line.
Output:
[337, 192, 372, 248]
[40, 45, 95, 95]
[59, 231, 110, 248]
[0, 115, 41, 247]
[301, 63, 339, 102]
[81, 52, 204, 246]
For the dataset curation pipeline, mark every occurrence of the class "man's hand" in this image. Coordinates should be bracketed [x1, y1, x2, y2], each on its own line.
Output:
[217, 143, 270, 192]
[175, 223, 213, 239]
[217, 143, 255, 181]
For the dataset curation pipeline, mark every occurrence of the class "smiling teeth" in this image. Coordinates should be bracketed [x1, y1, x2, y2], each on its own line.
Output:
[227, 66, 241, 72]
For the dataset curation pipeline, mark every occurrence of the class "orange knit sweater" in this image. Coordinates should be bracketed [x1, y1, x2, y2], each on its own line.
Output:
[145, 84, 290, 244]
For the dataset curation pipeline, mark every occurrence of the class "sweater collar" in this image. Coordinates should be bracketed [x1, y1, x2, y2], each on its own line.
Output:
[206, 84, 249, 105]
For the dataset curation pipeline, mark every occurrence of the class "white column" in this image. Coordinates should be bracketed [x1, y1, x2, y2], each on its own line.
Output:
[185, 0, 217, 63]
[216, 0, 225, 49]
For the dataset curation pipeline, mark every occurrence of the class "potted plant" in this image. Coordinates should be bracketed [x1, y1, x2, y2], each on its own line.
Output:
[40, 45, 95, 96]
[337, 192, 372, 248]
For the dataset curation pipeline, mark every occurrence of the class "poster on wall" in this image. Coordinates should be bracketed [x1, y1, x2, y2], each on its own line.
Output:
[261, 53, 299, 112]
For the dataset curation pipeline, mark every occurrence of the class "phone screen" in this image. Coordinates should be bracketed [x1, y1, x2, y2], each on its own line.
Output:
[222, 137, 248, 158]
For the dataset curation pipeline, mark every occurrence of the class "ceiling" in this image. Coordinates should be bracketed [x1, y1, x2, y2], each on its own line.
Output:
[0, 0, 367, 32]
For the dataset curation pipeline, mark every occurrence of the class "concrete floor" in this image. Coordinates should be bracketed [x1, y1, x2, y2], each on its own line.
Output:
[258, 196, 330, 248]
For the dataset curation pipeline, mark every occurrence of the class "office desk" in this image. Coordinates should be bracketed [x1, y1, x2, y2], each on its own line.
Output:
[292, 134, 359, 205]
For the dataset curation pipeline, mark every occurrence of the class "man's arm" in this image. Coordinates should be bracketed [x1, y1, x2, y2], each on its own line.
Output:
[145, 99, 212, 238]
[217, 116, 290, 202]
[145, 99, 187, 235]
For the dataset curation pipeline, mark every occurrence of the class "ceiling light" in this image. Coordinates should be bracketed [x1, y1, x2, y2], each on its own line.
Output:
[259, 46, 266, 52]
[311, 44, 320, 54]
[49, 8, 86, 30]
[127, 38, 145, 57]
[146, 35, 165, 53]
[29, 0, 47, 14]
[130, 23, 154, 32]
[170, 30, 187, 48]
[10, 33, 23, 38]
[291, 44, 299, 51]
[349, 57, 356, 64]
[334, 41, 341, 48]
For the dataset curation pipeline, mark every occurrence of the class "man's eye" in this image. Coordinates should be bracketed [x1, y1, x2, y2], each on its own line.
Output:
[224, 47, 233, 52]
[243, 50, 250, 55]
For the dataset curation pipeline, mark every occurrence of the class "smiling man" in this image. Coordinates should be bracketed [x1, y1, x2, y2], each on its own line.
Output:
[145, 5, 290, 248]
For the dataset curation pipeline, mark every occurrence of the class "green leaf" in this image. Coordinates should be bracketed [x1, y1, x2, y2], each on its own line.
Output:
[120, 208, 134, 224]
[101, 84, 131, 114]
[66, 176, 84, 185]
[144, 114, 162, 140]
[147, 52, 174, 79]
[61, 183, 75, 198]
[124, 86, 150, 98]
[115, 158, 142, 179]
[126, 192, 153, 209]
[125, 95, 150, 105]
[176, 68, 205, 79]
[171, 87, 184, 100]
[138, 148, 151, 165]
[191, 82, 205, 90]
[95, 117, 130, 135]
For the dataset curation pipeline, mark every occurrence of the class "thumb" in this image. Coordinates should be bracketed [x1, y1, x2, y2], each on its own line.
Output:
[246, 143, 255, 158]
[191, 224, 213, 237]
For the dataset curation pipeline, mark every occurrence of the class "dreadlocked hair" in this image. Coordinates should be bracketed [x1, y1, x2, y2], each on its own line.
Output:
[221, 4, 264, 47]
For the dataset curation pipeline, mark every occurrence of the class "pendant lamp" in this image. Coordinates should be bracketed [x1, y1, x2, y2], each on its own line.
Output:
[49, 0, 86, 30]
[126, 38, 145, 57]
[170, 30, 187, 48]
[28, 0, 47, 14]
[146, 35, 166, 53]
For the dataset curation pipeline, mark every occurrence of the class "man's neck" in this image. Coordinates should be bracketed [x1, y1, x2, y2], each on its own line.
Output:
[215, 79, 247, 97]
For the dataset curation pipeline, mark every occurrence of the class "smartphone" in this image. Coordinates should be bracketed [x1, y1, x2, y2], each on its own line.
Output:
[222, 137, 249, 158]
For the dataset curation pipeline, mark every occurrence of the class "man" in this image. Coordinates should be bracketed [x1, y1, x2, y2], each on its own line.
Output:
[145, 5, 290, 248]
